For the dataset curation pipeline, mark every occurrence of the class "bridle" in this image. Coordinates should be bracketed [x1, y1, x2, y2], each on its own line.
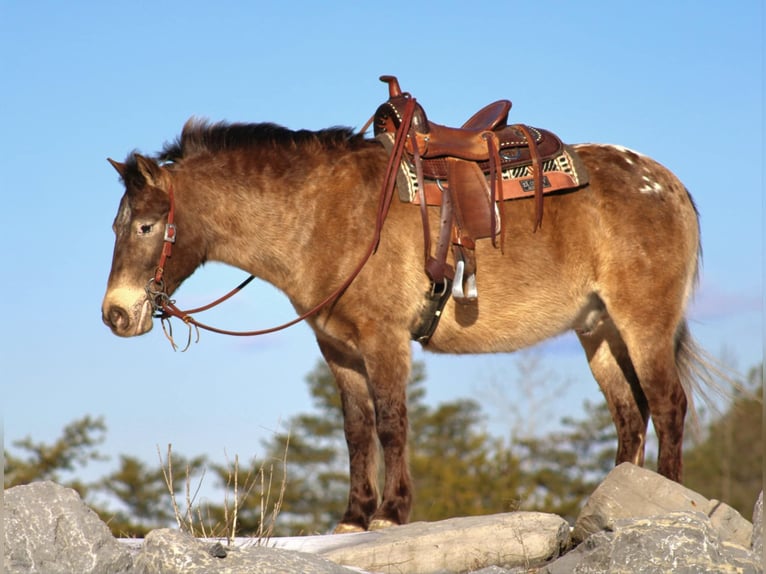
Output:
[145, 98, 418, 350]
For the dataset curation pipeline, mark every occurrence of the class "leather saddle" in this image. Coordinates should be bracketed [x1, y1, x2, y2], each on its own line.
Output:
[372, 76, 588, 338]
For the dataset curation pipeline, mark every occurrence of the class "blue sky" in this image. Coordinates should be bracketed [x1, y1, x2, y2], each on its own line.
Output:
[2, 2, 762, 493]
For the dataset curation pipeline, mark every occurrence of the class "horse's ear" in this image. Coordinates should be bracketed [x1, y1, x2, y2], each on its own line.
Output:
[107, 158, 126, 178]
[133, 154, 164, 188]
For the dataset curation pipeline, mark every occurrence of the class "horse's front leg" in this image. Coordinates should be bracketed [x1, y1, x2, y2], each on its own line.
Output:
[317, 339, 380, 533]
[362, 336, 413, 530]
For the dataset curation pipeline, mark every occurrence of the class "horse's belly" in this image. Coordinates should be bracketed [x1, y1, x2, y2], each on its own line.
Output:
[424, 294, 588, 354]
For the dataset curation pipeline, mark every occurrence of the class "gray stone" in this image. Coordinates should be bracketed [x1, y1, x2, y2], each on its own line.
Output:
[753, 491, 763, 559]
[293, 512, 570, 574]
[573, 462, 753, 547]
[132, 528, 358, 574]
[3, 481, 133, 574]
[544, 511, 763, 574]
[5, 477, 760, 574]
[705, 497, 756, 548]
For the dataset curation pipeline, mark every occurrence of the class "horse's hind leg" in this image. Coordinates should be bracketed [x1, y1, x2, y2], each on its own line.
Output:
[578, 317, 650, 467]
[599, 295, 689, 481]
[618, 325, 688, 481]
[317, 339, 380, 533]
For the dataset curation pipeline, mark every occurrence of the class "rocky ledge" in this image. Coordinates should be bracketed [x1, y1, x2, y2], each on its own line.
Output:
[4, 463, 763, 573]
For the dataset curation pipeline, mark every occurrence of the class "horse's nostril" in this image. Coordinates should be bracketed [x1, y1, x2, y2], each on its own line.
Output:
[105, 306, 129, 331]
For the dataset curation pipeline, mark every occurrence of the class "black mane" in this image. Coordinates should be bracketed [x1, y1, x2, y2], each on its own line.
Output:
[159, 119, 366, 162]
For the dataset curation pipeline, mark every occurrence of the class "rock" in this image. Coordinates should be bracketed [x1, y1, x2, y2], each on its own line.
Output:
[753, 491, 763, 559]
[268, 512, 570, 574]
[132, 528, 358, 574]
[544, 511, 763, 574]
[5, 477, 760, 574]
[3, 481, 133, 574]
[573, 462, 753, 547]
[706, 498, 756, 548]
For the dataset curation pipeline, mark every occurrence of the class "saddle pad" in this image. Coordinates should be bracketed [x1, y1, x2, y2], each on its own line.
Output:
[378, 132, 589, 204]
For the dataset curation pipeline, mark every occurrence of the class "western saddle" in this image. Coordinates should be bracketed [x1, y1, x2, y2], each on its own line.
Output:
[372, 76, 588, 341]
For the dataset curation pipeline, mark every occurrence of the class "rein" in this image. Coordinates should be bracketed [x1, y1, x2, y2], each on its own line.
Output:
[148, 99, 417, 350]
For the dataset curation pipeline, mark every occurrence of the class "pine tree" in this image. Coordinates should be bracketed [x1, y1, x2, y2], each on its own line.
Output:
[512, 399, 617, 522]
[683, 365, 763, 520]
[10, 360, 759, 537]
[260, 359, 524, 534]
[4, 415, 107, 497]
[409, 398, 522, 521]
[258, 360, 354, 535]
[96, 451, 208, 537]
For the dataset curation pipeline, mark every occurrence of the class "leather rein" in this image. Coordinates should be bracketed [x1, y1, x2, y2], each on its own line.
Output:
[147, 99, 418, 350]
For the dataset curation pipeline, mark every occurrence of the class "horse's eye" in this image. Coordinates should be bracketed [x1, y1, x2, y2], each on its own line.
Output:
[138, 224, 153, 235]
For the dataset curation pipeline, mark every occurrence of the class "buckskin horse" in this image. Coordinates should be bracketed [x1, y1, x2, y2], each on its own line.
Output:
[102, 79, 708, 533]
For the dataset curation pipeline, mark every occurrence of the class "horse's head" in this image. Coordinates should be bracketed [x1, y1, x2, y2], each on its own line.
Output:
[102, 154, 202, 337]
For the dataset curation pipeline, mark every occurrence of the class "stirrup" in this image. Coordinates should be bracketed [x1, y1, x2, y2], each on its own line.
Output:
[452, 260, 478, 301]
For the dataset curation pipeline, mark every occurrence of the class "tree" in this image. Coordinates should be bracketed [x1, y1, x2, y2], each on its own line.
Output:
[683, 365, 763, 520]
[8, 359, 758, 538]
[409, 398, 524, 521]
[261, 359, 529, 534]
[4, 415, 107, 497]
[96, 451, 208, 537]
[201, 448, 289, 542]
[511, 399, 617, 522]
[259, 360, 376, 535]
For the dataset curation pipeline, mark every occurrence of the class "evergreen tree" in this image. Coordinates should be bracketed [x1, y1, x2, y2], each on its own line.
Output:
[511, 399, 617, 522]
[683, 365, 763, 520]
[202, 450, 289, 540]
[258, 360, 354, 535]
[409, 398, 523, 521]
[96, 451, 207, 537]
[261, 359, 526, 534]
[4, 415, 107, 497]
[8, 360, 759, 537]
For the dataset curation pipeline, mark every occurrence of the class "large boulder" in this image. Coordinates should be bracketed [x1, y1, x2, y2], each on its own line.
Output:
[268, 512, 571, 574]
[544, 511, 762, 574]
[753, 491, 763, 563]
[573, 463, 753, 547]
[4, 481, 133, 574]
[133, 528, 357, 574]
[4, 475, 760, 574]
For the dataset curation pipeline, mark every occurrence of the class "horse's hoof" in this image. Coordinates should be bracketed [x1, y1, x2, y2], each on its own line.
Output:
[368, 518, 397, 530]
[333, 522, 366, 534]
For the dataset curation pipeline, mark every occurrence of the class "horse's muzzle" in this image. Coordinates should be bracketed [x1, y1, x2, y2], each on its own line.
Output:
[101, 288, 154, 337]
[103, 304, 130, 334]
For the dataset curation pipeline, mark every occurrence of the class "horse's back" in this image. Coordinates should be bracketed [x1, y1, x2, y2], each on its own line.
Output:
[425, 143, 700, 354]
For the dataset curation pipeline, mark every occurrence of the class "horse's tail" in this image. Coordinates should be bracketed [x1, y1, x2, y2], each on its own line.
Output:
[675, 320, 749, 435]
[673, 187, 736, 431]
[674, 187, 758, 433]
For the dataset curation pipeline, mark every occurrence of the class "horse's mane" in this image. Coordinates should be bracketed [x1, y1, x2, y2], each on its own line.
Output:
[159, 118, 368, 162]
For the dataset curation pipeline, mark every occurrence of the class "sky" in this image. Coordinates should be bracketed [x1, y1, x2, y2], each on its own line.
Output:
[2, 2, 762, 499]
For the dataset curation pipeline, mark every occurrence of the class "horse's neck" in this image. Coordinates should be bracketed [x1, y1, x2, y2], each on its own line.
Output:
[179, 150, 379, 295]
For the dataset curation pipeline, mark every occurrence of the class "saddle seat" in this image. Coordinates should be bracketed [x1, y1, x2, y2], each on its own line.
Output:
[462, 100, 512, 131]
[422, 103, 511, 161]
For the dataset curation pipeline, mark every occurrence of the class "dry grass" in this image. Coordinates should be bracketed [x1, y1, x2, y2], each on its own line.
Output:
[157, 435, 289, 545]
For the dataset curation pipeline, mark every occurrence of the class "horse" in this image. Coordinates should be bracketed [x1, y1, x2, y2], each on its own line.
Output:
[102, 117, 705, 533]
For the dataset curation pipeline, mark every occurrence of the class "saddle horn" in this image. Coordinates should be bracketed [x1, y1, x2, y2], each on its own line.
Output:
[380, 75, 402, 97]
